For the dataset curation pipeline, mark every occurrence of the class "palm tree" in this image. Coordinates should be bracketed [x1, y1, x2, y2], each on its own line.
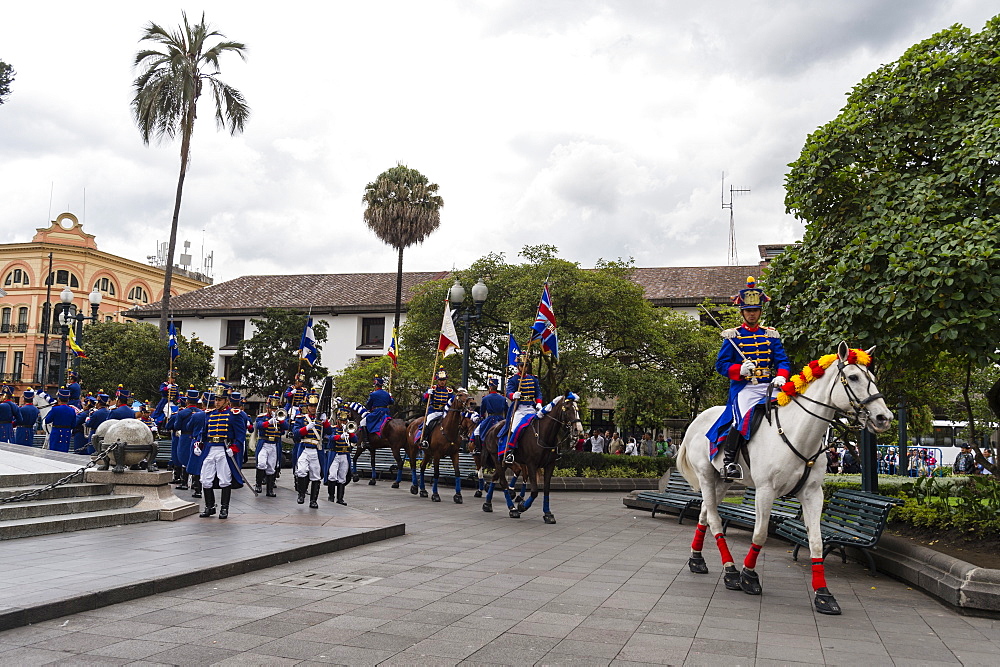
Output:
[363, 163, 444, 340]
[132, 11, 249, 338]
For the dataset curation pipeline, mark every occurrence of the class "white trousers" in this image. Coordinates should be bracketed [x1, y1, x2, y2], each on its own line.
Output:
[328, 453, 349, 484]
[256, 442, 278, 474]
[201, 446, 232, 488]
[295, 448, 321, 481]
[733, 383, 769, 427]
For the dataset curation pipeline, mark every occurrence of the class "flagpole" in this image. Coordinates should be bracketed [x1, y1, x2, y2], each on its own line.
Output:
[504, 322, 512, 388]
[295, 306, 313, 380]
[503, 337, 537, 463]
[421, 348, 442, 432]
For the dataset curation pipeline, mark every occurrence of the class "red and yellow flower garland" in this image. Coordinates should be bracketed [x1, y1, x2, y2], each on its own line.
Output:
[777, 348, 872, 407]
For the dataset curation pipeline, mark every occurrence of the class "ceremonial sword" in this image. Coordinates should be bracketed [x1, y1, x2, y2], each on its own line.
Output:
[698, 304, 758, 386]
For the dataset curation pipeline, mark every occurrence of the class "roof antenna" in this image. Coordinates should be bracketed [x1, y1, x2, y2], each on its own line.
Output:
[721, 172, 750, 265]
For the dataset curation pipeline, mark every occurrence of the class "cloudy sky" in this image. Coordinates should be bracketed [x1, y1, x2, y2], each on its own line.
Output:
[1, 1, 996, 283]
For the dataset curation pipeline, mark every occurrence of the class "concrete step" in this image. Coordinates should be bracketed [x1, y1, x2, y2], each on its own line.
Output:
[0, 494, 143, 521]
[0, 507, 162, 540]
[0, 470, 86, 489]
[0, 483, 115, 502]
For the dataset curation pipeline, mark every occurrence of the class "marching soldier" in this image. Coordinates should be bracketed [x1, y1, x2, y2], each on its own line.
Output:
[152, 371, 178, 426]
[325, 408, 353, 505]
[253, 392, 285, 497]
[136, 402, 159, 435]
[0, 385, 18, 443]
[180, 388, 208, 494]
[292, 390, 330, 508]
[499, 356, 543, 464]
[14, 389, 39, 447]
[472, 378, 506, 456]
[165, 392, 188, 483]
[44, 387, 78, 453]
[708, 277, 791, 481]
[284, 372, 309, 419]
[66, 370, 82, 408]
[172, 386, 202, 490]
[108, 386, 136, 420]
[191, 387, 246, 519]
[227, 391, 252, 466]
[85, 392, 112, 456]
[359, 375, 393, 447]
[420, 368, 454, 449]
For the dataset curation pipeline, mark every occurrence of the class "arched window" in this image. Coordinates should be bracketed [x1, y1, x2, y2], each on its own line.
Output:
[93, 276, 117, 296]
[47, 270, 80, 288]
[3, 268, 29, 287]
[128, 285, 149, 304]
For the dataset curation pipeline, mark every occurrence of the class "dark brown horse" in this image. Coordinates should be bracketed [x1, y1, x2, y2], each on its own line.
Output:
[338, 400, 411, 488]
[466, 424, 530, 501]
[405, 391, 472, 503]
[481, 394, 583, 522]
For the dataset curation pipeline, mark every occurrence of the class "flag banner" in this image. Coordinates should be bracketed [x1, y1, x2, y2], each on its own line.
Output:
[438, 300, 461, 357]
[507, 333, 522, 366]
[68, 325, 86, 358]
[299, 317, 318, 366]
[387, 328, 398, 368]
[168, 321, 180, 361]
[529, 282, 559, 360]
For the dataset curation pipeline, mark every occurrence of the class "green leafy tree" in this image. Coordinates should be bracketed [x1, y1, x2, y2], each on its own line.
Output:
[362, 163, 443, 341]
[230, 309, 328, 399]
[78, 322, 214, 403]
[0, 59, 14, 105]
[132, 12, 249, 339]
[771, 17, 1000, 472]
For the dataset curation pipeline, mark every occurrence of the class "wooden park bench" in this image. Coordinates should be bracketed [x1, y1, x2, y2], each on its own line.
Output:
[717, 487, 802, 534]
[623, 469, 703, 524]
[775, 489, 901, 575]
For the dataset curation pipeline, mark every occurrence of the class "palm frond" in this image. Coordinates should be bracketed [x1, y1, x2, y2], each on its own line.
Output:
[362, 164, 444, 249]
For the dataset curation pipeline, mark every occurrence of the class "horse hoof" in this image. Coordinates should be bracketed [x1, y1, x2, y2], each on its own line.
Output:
[454, 494, 463, 504]
[516, 501, 526, 512]
[688, 555, 709, 574]
[814, 587, 842, 615]
[515, 495, 524, 504]
[543, 513, 556, 524]
[368, 479, 376, 486]
[391, 482, 400, 489]
[723, 567, 742, 591]
[419, 489, 428, 498]
[739, 568, 762, 595]
[509, 509, 521, 519]
[352, 475, 359, 483]
[482, 502, 493, 513]
[431, 493, 441, 502]
[473, 490, 482, 498]
[410, 486, 418, 495]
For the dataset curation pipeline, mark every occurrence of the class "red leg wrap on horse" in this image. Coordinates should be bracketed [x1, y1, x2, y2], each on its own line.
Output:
[714, 533, 734, 565]
[744, 543, 762, 570]
[691, 524, 708, 552]
[811, 558, 827, 590]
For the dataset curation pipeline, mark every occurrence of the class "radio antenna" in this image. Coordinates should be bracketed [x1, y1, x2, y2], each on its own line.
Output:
[721, 172, 750, 265]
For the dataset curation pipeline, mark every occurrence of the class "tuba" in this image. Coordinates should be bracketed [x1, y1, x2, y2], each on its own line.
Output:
[345, 421, 358, 434]
[274, 408, 288, 421]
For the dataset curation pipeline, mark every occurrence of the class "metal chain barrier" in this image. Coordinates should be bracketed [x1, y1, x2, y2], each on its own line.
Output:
[0, 442, 121, 505]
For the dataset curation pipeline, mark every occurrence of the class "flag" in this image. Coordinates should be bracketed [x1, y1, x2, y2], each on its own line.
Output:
[68, 325, 86, 358]
[299, 317, 318, 366]
[507, 333, 521, 367]
[438, 300, 461, 357]
[168, 321, 180, 361]
[386, 328, 398, 368]
[529, 282, 558, 360]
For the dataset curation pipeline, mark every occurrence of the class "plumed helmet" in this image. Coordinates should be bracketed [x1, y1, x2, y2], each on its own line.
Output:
[22, 388, 35, 400]
[487, 378, 499, 389]
[307, 389, 319, 405]
[436, 367, 448, 381]
[373, 375, 384, 388]
[733, 276, 770, 310]
[336, 408, 350, 421]
[267, 391, 282, 407]
[115, 385, 130, 401]
[185, 385, 200, 400]
[228, 391, 243, 405]
[57, 387, 71, 399]
[96, 392, 110, 404]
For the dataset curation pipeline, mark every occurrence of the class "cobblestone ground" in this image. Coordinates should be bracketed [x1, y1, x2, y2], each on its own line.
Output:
[0, 483, 997, 666]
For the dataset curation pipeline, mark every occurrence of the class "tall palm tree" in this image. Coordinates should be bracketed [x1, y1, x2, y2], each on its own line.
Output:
[132, 11, 249, 338]
[363, 163, 444, 341]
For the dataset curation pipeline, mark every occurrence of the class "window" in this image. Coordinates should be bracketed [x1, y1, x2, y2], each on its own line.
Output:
[17, 307, 27, 333]
[0, 352, 5, 375]
[105, 315, 113, 323]
[12, 352, 23, 381]
[360, 317, 385, 348]
[225, 320, 245, 347]
[128, 286, 149, 303]
[223, 355, 242, 382]
[3, 268, 29, 287]
[93, 277, 116, 296]
[171, 321, 182, 334]
[0, 307, 9, 333]
[47, 270, 80, 288]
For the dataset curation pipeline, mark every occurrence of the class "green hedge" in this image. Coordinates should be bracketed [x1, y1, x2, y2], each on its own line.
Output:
[555, 451, 674, 478]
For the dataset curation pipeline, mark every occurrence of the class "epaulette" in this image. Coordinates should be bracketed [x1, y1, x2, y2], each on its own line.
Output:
[765, 327, 781, 338]
[721, 328, 737, 339]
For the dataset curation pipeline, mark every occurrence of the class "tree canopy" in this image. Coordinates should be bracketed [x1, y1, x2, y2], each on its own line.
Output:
[0, 59, 14, 105]
[230, 308, 328, 399]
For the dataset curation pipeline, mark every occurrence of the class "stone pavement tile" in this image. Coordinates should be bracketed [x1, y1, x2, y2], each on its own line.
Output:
[551, 638, 624, 659]
[128, 608, 202, 627]
[191, 631, 272, 652]
[951, 649, 1000, 666]
[264, 609, 336, 625]
[754, 642, 825, 663]
[486, 632, 561, 653]
[881, 641, 961, 663]
[168, 600, 286, 620]
[283, 626, 366, 645]
[407, 638, 483, 659]
[508, 621, 575, 639]
[695, 625, 757, 643]
[380, 650, 462, 666]
[564, 627, 635, 646]
[820, 650, 894, 666]
[342, 631, 419, 652]
[0, 646, 74, 664]
[304, 644, 397, 665]
[429, 626, 503, 646]
[755, 659, 824, 667]
[522, 610, 587, 627]
[293, 598, 361, 615]
[31, 632, 121, 654]
[465, 643, 550, 664]
[402, 610, 468, 625]
[535, 652, 612, 666]
[367, 595, 428, 610]
[617, 633, 694, 662]
[88, 640, 180, 660]
[212, 652, 299, 666]
[146, 643, 237, 665]
[681, 653, 753, 666]
[318, 613, 391, 631]
[699, 616, 758, 632]
[0, 625, 69, 647]
[254, 636, 345, 660]
[49, 654, 129, 666]
[635, 621, 699, 637]
[579, 616, 640, 633]
[817, 636, 890, 656]
[234, 618, 309, 639]
[176, 615, 249, 632]
[686, 637, 754, 659]
[453, 616, 520, 633]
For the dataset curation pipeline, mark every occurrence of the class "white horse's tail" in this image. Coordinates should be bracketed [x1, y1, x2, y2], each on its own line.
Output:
[675, 438, 701, 491]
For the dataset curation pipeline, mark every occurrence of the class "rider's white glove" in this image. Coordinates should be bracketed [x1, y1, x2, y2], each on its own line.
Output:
[193, 444, 202, 457]
[771, 376, 786, 388]
[512, 391, 522, 399]
[740, 361, 757, 377]
[535, 404, 543, 415]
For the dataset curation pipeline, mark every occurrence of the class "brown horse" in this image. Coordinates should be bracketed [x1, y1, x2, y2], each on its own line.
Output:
[338, 400, 411, 488]
[405, 391, 472, 503]
[481, 394, 583, 522]
[466, 425, 530, 501]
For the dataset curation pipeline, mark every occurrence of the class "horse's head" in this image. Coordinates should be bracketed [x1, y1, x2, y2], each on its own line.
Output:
[547, 392, 584, 440]
[829, 342, 893, 433]
[34, 391, 55, 409]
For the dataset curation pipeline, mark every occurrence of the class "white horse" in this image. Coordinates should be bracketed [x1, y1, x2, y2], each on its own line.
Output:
[33, 390, 57, 447]
[676, 342, 892, 615]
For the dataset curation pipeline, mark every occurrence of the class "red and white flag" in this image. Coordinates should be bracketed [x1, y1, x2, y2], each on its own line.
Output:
[438, 299, 461, 357]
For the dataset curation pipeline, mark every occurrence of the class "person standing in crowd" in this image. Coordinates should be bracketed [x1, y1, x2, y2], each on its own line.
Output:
[14, 389, 38, 447]
[607, 432, 624, 457]
[624, 437, 638, 455]
[588, 428, 605, 454]
[954, 445, 976, 475]
[641, 433, 655, 457]
[44, 388, 77, 452]
[826, 445, 841, 474]
[0, 385, 19, 443]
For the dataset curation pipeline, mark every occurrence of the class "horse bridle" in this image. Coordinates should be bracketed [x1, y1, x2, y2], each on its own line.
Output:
[537, 399, 583, 451]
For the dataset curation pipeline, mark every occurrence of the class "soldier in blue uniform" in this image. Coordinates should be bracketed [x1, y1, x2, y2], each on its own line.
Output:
[164, 392, 188, 483]
[152, 371, 178, 426]
[0, 385, 19, 443]
[284, 372, 309, 419]
[420, 369, 454, 449]
[292, 391, 330, 508]
[72, 394, 96, 453]
[499, 356, 544, 464]
[325, 408, 354, 505]
[253, 392, 285, 497]
[85, 392, 112, 455]
[44, 387, 78, 452]
[14, 389, 39, 446]
[185, 390, 213, 498]
[707, 277, 791, 481]
[359, 376, 393, 446]
[473, 378, 507, 456]
[108, 386, 136, 420]
[136, 402, 159, 435]
[172, 386, 202, 490]
[66, 371, 83, 408]
[228, 391, 253, 466]
[191, 388, 245, 519]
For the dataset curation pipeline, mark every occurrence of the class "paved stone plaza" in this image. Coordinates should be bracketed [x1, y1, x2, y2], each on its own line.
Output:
[0, 482, 997, 666]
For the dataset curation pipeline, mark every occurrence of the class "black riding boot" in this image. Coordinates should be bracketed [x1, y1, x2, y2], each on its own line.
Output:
[722, 429, 744, 481]
[336, 482, 347, 506]
[199, 488, 216, 517]
[177, 469, 189, 490]
[219, 487, 231, 519]
[265, 474, 276, 497]
[309, 480, 321, 508]
[328, 481, 336, 502]
[191, 475, 202, 498]
[254, 469, 265, 494]
[171, 465, 182, 484]
[296, 476, 307, 504]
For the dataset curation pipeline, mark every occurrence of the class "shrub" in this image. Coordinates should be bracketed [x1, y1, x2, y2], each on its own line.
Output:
[555, 450, 673, 478]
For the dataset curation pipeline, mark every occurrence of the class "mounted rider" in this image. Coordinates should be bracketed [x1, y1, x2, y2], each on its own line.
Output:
[420, 368, 454, 449]
[472, 377, 506, 456]
[359, 375, 393, 447]
[708, 277, 791, 481]
[499, 355, 543, 465]
[14, 388, 39, 447]
[152, 370, 178, 425]
[325, 407, 354, 506]
[253, 391, 286, 497]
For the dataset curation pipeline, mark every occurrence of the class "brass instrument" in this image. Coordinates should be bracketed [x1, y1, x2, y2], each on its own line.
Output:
[345, 421, 358, 434]
[274, 408, 288, 421]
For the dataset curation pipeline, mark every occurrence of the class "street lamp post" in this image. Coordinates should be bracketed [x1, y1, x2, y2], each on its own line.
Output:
[73, 288, 103, 372]
[57, 288, 103, 380]
[449, 278, 489, 389]
[57, 287, 75, 386]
